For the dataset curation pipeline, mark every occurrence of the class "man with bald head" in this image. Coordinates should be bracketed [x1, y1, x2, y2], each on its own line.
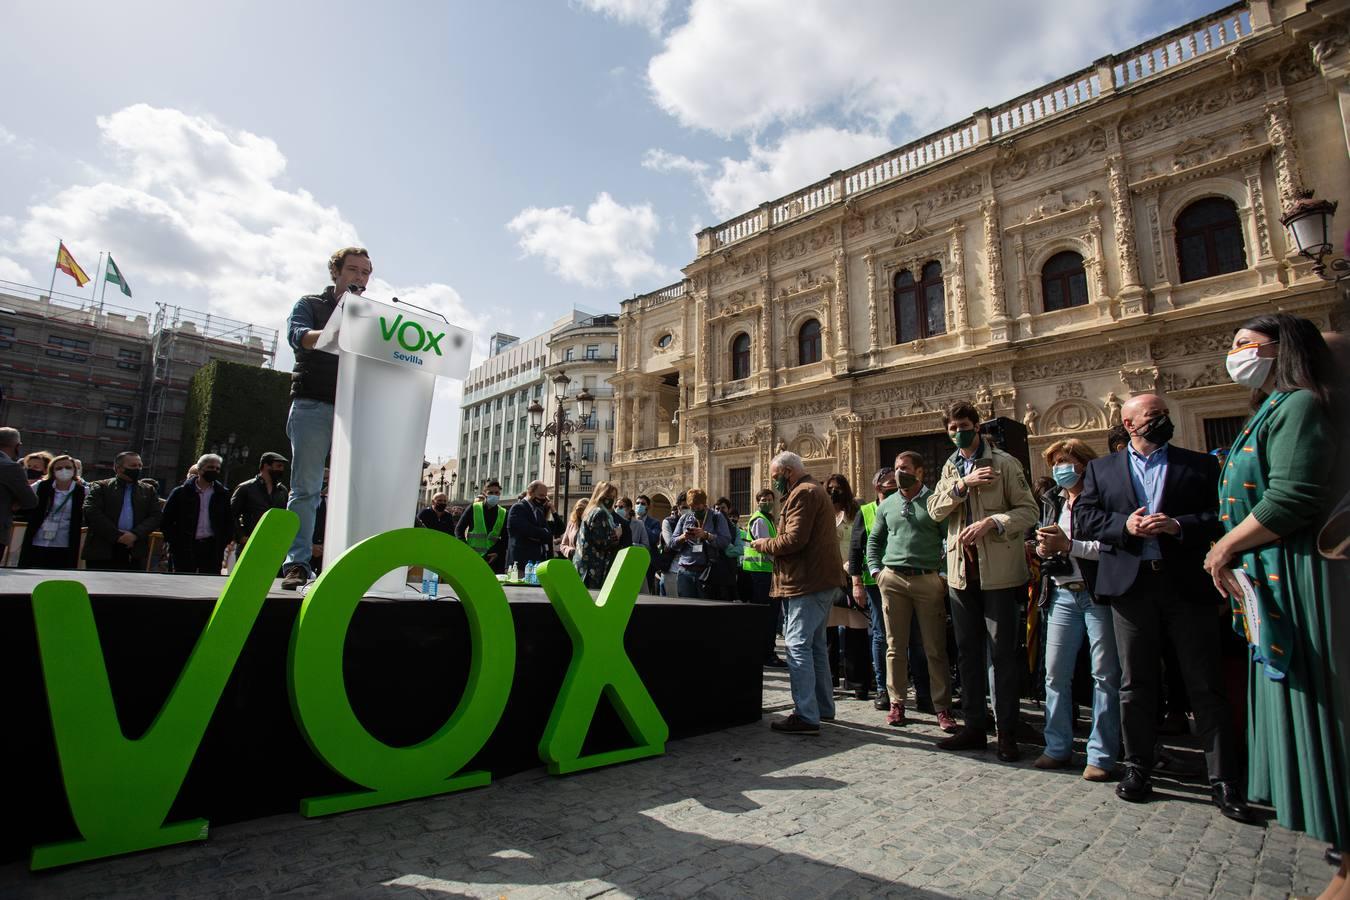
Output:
[1075, 393, 1252, 823]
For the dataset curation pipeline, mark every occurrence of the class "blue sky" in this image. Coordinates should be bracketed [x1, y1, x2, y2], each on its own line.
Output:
[0, 0, 1227, 458]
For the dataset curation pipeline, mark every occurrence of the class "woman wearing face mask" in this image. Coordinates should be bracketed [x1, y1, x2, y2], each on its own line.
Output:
[1032, 438, 1120, 782]
[19, 454, 86, 569]
[559, 498, 588, 561]
[827, 473, 873, 700]
[1202, 313, 1349, 892]
[574, 481, 623, 589]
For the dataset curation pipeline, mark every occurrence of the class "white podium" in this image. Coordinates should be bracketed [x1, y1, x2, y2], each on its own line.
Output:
[313, 293, 472, 597]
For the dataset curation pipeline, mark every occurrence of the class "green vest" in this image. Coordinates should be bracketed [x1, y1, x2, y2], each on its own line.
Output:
[466, 501, 505, 554]
[741, 510, 776, 572]
[859, 501, 878, 586]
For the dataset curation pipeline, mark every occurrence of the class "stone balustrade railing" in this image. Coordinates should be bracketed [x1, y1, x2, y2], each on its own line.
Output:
[698, 0, 1259, 255]
[626, 280, 688, 310]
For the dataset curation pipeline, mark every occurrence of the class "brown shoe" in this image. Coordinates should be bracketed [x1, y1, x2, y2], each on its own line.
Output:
[1082, 765, 1112, 782]
[281, 565, 309, 591]
[1034, 753, 1071, 770]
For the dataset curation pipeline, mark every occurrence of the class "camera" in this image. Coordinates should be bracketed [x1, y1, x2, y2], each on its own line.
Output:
[1039, 554, 1074, 577]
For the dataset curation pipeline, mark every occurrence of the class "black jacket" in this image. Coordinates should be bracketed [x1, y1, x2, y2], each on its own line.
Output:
[82, 476, 162, 563]
[507, 498, 556, 568]
[289, 288, 340, 402]
[19, 479, 86, 567]
[161, 478, 233, 553]
[1073, 445, 1221, 601]
[231, 475, 288, 543]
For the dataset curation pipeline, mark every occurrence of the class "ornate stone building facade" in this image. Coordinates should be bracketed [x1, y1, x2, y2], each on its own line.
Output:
[609, 0, 1350, 513]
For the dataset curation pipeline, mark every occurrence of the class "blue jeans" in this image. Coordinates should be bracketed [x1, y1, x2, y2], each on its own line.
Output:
[865, 583, 886, 694]
[1043, 585, 1121, 768]
[675, 572, 703, 599]
[284, 397, 335, 575]
[783, 588, 837, 725]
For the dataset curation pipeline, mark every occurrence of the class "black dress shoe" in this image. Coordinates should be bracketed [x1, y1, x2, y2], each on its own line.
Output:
[1211, 781, 1255, 823]
[872, 696, 890, 710]
[1326, 847, 1343, 867]
[996, 736, 1021, 763]
[937, 726, 988, 752]
[1115, 766, 1153, 803]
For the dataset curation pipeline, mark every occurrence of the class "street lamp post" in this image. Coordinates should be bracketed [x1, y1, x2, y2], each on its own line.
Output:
[1281, 189, 1348, 283]
[527, 370, 594, 518]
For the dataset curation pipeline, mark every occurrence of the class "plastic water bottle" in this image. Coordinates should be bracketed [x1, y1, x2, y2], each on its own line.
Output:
[525, 561, 537, 585]
[421, 569, 439, 599]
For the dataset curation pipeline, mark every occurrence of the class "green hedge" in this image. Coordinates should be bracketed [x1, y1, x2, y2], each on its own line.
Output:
[180, 360, 292, 489]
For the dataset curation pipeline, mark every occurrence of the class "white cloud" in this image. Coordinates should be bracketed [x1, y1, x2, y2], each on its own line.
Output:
[647, 0, 1160, 137]
[577, 0, 671, 34]
[646, 127, 893, 219]
[507, 192, 677, 288]
[0, 255, 34, 284]
[0, 105, 482, 460]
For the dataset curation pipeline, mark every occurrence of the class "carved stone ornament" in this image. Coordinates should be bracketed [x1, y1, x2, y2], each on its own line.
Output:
[1119, 365, 1160, 394]
[991, 128, 1108, 187]
[976, 384, 994, 421]
[1118, 74, 1262, 142]
[1057, 381, 1086, 399]
[1043, 398, 1107, 433]
[1022, 403, 1039, 435]
[1104, 391, 1123, 427]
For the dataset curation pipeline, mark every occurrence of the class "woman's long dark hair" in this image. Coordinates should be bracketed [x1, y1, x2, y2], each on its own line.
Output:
[1239, 313, 1334, 410]
[825, 472, 860, 521]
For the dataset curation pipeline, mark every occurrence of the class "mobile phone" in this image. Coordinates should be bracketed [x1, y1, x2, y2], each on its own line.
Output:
[974, 459, 994, 470]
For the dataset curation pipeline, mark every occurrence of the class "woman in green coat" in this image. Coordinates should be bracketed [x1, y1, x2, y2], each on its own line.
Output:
[1203, 313, 1348, 899]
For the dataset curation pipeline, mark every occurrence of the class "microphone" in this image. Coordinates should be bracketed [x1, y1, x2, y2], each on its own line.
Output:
[347, 284, 366, 295]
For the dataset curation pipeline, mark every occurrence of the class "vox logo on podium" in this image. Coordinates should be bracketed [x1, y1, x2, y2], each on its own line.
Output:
[379, 313, 445, 356]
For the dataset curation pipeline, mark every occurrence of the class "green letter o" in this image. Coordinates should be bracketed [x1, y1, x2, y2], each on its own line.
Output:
[287, 528, 515, 816]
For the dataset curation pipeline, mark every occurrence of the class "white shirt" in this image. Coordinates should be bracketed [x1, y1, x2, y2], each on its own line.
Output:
[1051, 497, 1100, 586]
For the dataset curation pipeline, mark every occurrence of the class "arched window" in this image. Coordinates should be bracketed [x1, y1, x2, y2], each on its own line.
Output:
[797, 319, 822, 365]
[1175, 197, 1246, 282]
[1041, 251, 1089, 312]
[730, 332, 751, 381]
[893, 262, 946, 343]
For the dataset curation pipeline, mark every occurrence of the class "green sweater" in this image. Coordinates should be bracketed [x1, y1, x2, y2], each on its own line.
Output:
[865, 486, 944, 574]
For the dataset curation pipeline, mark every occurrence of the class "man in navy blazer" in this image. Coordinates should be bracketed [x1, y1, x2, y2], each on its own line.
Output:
[1074, 393, 1251, 823]
[507, 480, 558, 569]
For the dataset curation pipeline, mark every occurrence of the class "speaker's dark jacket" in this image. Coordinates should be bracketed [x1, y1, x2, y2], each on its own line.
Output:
[1072, 444, 1221, 601]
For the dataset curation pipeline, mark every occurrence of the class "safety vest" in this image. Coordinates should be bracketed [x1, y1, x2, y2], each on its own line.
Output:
[859, 501, 878, 586]
[741, 510, 776, 572]
[466, 501, 505, 554]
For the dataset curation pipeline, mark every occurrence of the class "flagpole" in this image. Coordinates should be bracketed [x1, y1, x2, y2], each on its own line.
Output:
[93, 251, 106, 307]
[48, 239, 61, 299]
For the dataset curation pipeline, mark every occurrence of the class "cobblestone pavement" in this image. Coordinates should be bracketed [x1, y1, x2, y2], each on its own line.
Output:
[1, 663, 1336, 899]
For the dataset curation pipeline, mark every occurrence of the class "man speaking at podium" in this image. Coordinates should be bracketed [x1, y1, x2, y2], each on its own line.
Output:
[280, 246, 372, 590]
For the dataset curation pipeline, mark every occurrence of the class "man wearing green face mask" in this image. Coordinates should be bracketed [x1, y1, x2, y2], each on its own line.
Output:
[928, 400, 1038, 761]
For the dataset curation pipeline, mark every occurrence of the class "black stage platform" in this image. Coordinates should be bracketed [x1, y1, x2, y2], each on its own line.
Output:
[0, 570, 766, 863]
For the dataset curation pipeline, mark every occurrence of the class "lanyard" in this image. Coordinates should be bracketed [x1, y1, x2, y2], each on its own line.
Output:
[48, 488, 75, 518]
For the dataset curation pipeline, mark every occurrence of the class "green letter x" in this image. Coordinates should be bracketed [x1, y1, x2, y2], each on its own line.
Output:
[536, 546, 668, 774]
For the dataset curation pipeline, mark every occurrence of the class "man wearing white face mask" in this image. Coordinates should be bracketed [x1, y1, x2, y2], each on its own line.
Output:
[456, 479, 507, 574]
[18, 453, 84, 569]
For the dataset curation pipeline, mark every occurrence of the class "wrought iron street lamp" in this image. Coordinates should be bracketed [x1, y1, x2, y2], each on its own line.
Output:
[1281, 189, 1347, 282]
[528, 370, 595, 515]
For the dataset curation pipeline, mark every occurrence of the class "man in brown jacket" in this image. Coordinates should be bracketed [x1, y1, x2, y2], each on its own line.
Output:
[751, 451, 845, 735]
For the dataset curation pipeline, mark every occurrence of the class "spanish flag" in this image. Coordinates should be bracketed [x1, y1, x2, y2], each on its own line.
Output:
[55, 242, 90, 287]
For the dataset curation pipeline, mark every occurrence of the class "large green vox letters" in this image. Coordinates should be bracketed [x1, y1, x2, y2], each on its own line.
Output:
[27, 509, 665, 870]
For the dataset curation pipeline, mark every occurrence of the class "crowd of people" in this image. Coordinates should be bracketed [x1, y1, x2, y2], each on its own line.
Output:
[449, 311, 1346, 897]
[0, 440, 298, 574]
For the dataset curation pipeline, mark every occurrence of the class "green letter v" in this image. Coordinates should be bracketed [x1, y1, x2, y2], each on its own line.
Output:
[378, 314, 402, 341]
[535, 546, 669, 775]
[28, 508, 297, 870]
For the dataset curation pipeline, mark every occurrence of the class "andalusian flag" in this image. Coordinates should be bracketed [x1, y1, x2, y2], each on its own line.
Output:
[106, 255, 132, 297]
[55, 242, 90, 287]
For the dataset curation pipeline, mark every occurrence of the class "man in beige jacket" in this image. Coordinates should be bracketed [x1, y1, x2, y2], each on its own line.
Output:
[751, 451, 845, 735]
[928, 400, 1038, 761]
